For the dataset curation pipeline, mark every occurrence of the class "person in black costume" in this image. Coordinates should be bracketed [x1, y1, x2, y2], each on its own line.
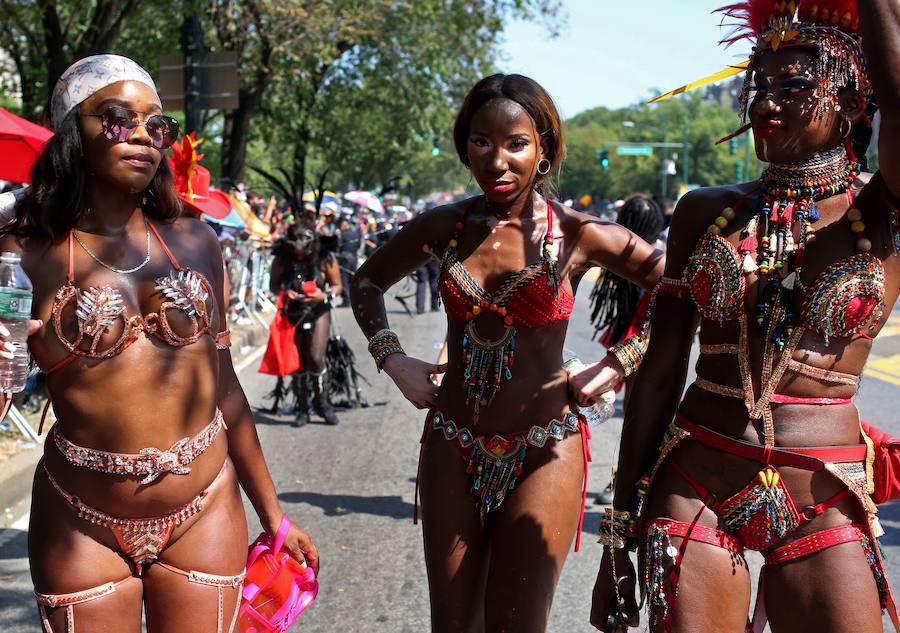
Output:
[270, 220, 343, 426]
[337, 215, 361, 307]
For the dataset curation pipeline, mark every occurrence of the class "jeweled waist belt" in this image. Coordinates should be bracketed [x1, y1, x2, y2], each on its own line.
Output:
[53, 409, 225, 485]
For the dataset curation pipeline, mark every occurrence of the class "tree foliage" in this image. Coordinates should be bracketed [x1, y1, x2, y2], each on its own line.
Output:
[559, 92, 761, 203]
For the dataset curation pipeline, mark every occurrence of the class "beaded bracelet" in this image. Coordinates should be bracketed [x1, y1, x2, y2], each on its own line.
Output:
[597, 508, 637, 550]
[607, 334, 647, 378]
[368, 329, 406, 371]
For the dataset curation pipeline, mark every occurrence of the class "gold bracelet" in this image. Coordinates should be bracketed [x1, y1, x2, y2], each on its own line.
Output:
[368, 329, 406, 371]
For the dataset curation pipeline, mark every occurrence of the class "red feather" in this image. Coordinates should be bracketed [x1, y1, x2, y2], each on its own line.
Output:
[716, 0, 860, 47]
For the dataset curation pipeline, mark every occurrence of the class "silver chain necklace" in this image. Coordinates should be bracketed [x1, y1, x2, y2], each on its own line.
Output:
[73, 213, 152, 274]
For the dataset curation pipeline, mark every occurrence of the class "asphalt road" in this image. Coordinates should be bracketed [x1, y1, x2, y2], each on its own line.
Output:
[0, 286, 898, 632]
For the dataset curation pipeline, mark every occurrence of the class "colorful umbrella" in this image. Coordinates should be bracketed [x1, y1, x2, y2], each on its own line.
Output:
[344, 190, 384, 214]
[0, 109, 53, 184]
[302, 190, 341, 207]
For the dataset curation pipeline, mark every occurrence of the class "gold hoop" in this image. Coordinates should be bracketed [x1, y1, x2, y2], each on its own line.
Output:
[537, 158, 551, 175]
[840, 116, 852, 139]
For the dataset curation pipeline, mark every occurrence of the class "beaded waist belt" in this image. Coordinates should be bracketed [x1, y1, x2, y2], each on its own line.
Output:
[431, 410, 582, 518]
[53, 409, 225, 484]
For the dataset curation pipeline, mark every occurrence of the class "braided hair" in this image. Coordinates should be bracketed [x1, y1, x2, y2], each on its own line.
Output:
[589, 195, 665, 344]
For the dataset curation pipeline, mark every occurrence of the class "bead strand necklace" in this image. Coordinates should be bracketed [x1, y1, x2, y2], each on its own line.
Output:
[706, 146, 861, 347]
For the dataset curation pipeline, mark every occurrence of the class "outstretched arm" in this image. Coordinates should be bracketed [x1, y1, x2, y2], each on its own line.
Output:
[858, 0, 900, 198]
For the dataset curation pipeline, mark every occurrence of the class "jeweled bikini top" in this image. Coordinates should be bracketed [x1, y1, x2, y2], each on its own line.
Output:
[438, 199, 574, 329]
[47, 219, 220, 374]
[682, 147, 885, 343]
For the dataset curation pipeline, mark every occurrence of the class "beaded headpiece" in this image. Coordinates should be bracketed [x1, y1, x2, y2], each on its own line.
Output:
[649, 1, 870, 118]
[718, 0, 870, 121]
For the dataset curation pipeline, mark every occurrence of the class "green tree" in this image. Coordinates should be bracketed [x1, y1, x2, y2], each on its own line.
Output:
[0, 0, 178, 120]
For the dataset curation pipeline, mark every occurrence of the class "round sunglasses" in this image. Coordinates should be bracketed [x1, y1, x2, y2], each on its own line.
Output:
[80, 106, 180, 150]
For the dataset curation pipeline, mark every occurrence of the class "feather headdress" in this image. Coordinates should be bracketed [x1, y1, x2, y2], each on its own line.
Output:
[650, 0, 867, 110]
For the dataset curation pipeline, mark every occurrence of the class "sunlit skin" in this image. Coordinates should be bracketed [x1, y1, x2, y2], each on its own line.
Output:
[590, 9, 900, 632]
[2, 80, 317, 632]
[351, 93, 663, 633]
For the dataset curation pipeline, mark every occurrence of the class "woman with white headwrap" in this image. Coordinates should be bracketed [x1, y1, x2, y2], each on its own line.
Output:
[0, 54, 317, 632]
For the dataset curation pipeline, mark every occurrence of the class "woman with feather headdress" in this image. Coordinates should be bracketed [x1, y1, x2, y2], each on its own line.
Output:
[591, 2, 900, 631]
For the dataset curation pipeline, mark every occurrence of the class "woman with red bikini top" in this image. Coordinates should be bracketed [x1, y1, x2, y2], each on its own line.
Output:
[0, 55, 318, 633]
[590, 2, 900, 632]
[350, 74, 664, 633]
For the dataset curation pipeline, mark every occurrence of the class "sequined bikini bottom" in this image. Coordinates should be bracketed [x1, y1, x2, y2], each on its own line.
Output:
[417, 409, 593, 551]
[43, 461, 226, 573]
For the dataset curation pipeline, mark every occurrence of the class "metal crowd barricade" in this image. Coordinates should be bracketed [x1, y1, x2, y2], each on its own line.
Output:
[227, 243, 275, 330]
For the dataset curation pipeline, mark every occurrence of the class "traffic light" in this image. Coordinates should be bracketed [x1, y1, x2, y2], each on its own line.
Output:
[431, 136, 440, 156]
[735, 162, 744, 181]
[729, 137, 738, 155]
[597, 149, 610, 171]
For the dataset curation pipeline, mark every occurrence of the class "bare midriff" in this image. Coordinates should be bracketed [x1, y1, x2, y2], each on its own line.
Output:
[39, 334, 226, 518]
[435, 317, 572, 436]
[680, 318, 867, 450]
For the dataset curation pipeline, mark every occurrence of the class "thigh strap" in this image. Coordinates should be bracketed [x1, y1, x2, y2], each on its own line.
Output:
[35, 577, 131, 633]
[764, 524, 865, 566]
[155, 562, 245, 633]
[649, 517, 743, 552]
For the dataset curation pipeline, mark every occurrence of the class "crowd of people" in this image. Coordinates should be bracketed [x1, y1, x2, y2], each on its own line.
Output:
[0, 0, 898, 632]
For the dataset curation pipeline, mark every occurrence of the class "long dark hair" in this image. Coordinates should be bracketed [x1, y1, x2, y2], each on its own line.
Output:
[589, 195, 665, 344]
[3, 109, 181, 244]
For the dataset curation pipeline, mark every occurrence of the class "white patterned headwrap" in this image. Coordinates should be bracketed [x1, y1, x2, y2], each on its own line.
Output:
[50, 54, 158, 130]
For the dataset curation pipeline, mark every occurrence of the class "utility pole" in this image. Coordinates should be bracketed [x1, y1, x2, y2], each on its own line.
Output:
[181, 2, 203, 135]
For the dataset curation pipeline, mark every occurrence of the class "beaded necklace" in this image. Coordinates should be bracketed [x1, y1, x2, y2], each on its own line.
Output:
[707, 146, 862, 348]
[446, 197, 558, 422]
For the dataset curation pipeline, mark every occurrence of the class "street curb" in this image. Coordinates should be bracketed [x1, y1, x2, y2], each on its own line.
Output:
[0, 438, 42, 524]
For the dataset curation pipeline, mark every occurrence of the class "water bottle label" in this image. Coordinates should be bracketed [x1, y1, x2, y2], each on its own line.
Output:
[0, 288, 32, 319]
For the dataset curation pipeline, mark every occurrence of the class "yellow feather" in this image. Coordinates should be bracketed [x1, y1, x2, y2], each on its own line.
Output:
[646, 60, 751, 105]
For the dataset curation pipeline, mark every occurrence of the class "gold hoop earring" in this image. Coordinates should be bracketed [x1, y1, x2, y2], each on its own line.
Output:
[840, 116, 852, 139]
[537, 158, 551, 175]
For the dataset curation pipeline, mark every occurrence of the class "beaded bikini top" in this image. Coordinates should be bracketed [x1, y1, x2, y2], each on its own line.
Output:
[682, 147, 885, 343]
[686, 232, 885, 341]
[438, 198, 573, 421]
[660, 148, 892, 447]
[47, 219, 218, 374]
[438, 200, 574, 329]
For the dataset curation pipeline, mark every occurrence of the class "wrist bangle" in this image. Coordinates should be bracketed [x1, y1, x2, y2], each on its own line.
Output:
[368, 329, 405, 371]
[597, 507, 638, 550]
[607, 334, 647, 378]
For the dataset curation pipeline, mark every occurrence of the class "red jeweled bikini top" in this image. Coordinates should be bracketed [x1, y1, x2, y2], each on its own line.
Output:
[685, 231, 885, 341]
[47, 220, 218, 374]
[438, 200, 574, 329]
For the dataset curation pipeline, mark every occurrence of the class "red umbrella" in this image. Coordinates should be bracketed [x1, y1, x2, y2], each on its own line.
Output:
[0, 108, 53, 184]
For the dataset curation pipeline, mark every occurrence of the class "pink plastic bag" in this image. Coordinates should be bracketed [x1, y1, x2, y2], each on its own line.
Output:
[238, 517, 318, 633]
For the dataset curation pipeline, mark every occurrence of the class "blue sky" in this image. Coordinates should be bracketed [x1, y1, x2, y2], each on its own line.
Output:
[499, 0, 749, 118]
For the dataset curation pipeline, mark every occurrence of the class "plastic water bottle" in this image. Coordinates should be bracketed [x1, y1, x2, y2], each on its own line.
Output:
[564, 357, 617, 427]
[0, 252, 33, 393]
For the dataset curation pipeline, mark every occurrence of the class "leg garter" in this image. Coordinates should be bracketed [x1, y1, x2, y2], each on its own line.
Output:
[35, 577, 131, 633]
[156, 562, 246, 633]
[644, 517, 744, 632]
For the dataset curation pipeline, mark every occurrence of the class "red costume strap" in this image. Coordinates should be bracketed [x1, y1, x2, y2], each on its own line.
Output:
[147, 221, 182, 270]
[215, 330, 232, 350]
[67, 231, 76, 283]
[649, 518, 744, 553]
[675, 413, 866, 469]
[764, 524, 865, 566]
[769, 394, 853, 406]
[575, 415, 591, 552]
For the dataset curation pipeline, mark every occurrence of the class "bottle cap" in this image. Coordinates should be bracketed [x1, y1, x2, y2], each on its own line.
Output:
[0, 252, 21, 263]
